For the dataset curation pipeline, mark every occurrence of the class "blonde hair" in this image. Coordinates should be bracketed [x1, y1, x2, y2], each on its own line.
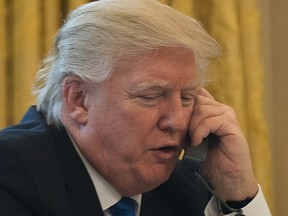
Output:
[34, 0, 220, 126]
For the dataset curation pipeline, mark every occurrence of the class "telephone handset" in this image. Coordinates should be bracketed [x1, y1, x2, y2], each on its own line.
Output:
[181, 137, 208, 171]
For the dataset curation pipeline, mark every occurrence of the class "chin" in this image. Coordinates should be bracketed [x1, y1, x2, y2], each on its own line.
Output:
[142, 164, 174, 189]
[121, 163, 175, 196]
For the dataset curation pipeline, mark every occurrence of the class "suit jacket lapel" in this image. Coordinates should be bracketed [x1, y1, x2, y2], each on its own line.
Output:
[54, 130, 105, 216]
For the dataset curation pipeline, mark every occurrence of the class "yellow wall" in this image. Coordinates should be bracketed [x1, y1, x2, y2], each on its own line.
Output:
[262, 0, 288, 215]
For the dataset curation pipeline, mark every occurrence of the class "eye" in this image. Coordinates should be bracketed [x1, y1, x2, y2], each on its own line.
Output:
[137, 94, 162, 106]
[181, 94, 195, 106]
[140, 95, 159, 100]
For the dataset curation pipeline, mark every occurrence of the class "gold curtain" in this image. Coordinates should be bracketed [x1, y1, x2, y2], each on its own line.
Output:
[0, 0, 272, 211]
[0, 0, 8, 128]
[0, 0, 89, 128]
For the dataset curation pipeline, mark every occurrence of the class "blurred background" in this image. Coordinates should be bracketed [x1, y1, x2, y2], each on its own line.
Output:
[0, 0, 286, 215]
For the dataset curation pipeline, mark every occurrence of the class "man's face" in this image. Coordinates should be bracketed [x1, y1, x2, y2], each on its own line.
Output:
[78, 48, 198, 196]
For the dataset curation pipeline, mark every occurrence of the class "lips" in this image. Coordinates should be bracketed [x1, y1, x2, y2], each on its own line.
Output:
[158, 146, 177, 151]
[151, 145, 179, 160]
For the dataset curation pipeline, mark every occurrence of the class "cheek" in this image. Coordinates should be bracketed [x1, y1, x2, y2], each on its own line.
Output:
[113, 103, 160, 134]
[90, 109, 149, 147]
[84, 100, 161, 159]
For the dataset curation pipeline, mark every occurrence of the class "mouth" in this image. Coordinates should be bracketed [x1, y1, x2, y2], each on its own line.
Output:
[158, 146, 177, 151]
[151, 145, 179, 160]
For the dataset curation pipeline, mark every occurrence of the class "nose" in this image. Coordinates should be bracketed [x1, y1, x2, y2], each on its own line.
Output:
[158, 98, 188, 133]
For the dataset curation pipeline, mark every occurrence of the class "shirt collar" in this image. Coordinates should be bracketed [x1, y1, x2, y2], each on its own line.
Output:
[68, 133, 142, 211]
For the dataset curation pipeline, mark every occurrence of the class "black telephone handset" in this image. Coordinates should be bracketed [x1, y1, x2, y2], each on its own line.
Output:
[181, 135, 210, 172]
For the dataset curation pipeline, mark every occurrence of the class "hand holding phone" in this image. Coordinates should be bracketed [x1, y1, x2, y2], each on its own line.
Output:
[180, 134, 245, 215]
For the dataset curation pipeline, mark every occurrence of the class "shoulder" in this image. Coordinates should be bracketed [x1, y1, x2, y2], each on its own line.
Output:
[0, 120, 73, 215]
[0, 121, 68, 167]
[0, 117, 69, 184]
[0, 109, 71, 178]
[0, 106, 68, 161]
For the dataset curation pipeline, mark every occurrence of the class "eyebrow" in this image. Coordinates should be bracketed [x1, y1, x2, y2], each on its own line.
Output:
[130, 80, 199, 93]
[130, 80, 169, 93]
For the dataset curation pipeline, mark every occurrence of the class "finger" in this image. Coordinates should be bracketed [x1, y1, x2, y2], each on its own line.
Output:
[189, 96, 228, 133]
[189, 115, 230, 145]
[189, 104, 238, 145]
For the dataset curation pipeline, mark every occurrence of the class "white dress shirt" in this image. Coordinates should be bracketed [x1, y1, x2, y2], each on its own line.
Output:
[204, 185, 272, 215]
[70, 136, 141, 216]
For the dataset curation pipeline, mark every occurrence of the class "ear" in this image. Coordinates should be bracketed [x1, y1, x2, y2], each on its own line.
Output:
[62, 75, 89, 125]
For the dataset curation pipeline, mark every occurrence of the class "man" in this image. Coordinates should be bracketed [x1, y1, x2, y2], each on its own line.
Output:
[0, 0, 271, 215]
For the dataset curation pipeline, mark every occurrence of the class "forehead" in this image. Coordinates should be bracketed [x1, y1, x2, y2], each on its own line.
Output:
[105, 48, 199, 92]
[126, 48, 198, 87]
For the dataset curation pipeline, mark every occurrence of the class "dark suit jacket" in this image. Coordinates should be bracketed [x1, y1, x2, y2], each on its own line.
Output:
[0, 107, 211, 216]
